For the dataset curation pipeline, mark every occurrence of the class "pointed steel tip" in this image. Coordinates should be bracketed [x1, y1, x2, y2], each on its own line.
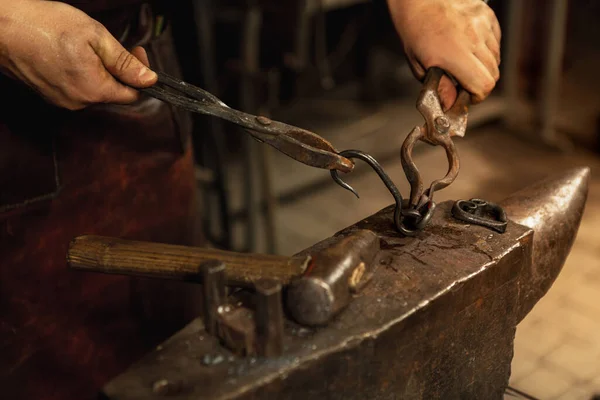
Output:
[500, 167, 591, 321]
[500, 166, 590, 229]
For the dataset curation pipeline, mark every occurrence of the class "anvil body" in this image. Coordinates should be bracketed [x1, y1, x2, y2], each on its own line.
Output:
[102, 168, 589, 400]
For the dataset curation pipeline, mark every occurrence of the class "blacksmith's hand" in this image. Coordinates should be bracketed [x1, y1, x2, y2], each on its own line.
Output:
[387, 0, 501, 110]
[0, 0, 157, 110]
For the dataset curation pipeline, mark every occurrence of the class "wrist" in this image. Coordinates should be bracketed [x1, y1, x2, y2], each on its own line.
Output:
[0, 0, 39, 67]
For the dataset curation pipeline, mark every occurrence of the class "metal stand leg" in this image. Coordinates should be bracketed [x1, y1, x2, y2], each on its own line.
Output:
[503, 0, 525, 130]
[503, 0, 572, 151]
[241, 5, 262, 253]
[537, 0, 573, 151]
[192, 0, 233, 249]
[240, 4, 278, 254]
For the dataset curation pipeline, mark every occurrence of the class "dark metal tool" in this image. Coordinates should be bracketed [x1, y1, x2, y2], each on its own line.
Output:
[199, 265, 285, 358]
[286, 229, 380, 326]
[452, 198, 508, 233]
[331, 151, 406, 233]
[137, 72, 354, 172]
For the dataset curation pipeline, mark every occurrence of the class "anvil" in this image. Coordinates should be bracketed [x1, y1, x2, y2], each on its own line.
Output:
[98, 167, 589, 400]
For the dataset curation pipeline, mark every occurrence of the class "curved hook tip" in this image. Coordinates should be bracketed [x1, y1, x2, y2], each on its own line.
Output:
[331, 170, 360, 199]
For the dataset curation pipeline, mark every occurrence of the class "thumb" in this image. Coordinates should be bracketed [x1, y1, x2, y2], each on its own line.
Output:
[93, 34, 157, 88]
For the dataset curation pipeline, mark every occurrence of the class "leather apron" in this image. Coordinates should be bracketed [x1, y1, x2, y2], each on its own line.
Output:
[0, 2, 202, 399]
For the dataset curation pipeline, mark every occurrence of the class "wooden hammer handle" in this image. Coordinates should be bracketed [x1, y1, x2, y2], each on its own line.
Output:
[67, 235, 308, 287]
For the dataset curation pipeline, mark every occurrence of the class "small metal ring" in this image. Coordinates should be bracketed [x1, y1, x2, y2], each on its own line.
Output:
[398, 201, 436, 236]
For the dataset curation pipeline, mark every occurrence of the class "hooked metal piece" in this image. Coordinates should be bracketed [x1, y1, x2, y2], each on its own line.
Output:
[401, 67, 470, 208]
[451, 198, 508, 233]
[331, 150, 404, 233]
[330, 150, 431, 236]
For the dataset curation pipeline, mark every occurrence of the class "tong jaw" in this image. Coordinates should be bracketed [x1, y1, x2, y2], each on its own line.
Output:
[401, 67, 470, 208]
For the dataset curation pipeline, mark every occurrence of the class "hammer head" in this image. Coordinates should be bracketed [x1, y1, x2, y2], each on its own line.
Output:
[286, 229, 380, 326]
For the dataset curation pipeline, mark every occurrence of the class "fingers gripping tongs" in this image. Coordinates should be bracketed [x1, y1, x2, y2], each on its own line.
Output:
[138, 72, 354, 173]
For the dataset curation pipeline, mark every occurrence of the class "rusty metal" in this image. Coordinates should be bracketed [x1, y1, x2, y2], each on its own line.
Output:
[452, 198, 508, 233]
[332, 68, 468, 236]
[400, 67, 470, 209]
[286, 229, 380, 326]
[217, 306, 257, 357]
[101, 168, 589, 400]
[137, 72, 354, 172]
[201, 260, 227, 336]
[201, 277, 285, 358]
[255, 279, 284, 357]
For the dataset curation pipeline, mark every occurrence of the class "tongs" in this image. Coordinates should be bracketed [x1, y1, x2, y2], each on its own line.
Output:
[137, 72, 354, 173]
[400, 67, 470, 211]
[330, 66, 471, 236]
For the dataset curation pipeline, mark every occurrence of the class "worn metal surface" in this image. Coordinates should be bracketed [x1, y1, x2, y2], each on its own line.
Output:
[500, 167, 590, 321]
[255, 279, 285, 357]
[201, 261, 227, 336]
[401, 67, 470, 209]
[101, 168, 589, 400]
[286, 229, 380, 326]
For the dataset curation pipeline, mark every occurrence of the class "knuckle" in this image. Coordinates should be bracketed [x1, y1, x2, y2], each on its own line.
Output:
[90, 21, 108, 41]
[482, 77, 495, 94]
[76, 21, 104, 50]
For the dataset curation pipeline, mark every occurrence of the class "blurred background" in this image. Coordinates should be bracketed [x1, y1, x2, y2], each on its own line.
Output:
[164, 0, 599, 398]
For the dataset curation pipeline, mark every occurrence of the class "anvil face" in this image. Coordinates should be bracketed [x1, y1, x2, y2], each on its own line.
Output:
[101, 168, 589, 400]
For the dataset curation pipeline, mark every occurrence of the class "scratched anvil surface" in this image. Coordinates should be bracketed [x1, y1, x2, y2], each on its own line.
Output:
[103, 201, 532, 400]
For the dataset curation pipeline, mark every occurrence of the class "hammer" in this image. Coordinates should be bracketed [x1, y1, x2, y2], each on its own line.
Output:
[67, 230, 380, 325]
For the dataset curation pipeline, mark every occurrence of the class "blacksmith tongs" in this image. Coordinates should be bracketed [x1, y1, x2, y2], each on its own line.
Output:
[399, 67, 470, 229]
[137, 72, 354, 173]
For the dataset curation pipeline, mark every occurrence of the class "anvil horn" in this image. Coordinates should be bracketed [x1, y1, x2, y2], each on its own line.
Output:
[499, 167, 590, 321]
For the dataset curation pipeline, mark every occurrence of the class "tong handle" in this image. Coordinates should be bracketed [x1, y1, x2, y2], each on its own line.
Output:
[420, 67, 470, 139]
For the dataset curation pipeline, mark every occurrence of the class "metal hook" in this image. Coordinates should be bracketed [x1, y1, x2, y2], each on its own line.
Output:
[330, 150, 406, 233]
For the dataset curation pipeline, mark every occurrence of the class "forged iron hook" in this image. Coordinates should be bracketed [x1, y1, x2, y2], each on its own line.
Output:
[331, 150, 404, 232]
